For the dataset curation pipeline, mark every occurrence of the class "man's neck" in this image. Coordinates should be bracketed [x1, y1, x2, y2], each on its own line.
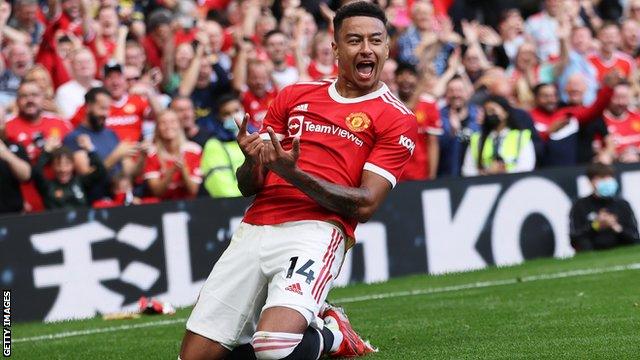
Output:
[20, 112, 41, 123]
[601, 49, 614, 60]
[273, 61, 286, 71]
[335, 77, 382, 99]
[76, 77, 94, 88]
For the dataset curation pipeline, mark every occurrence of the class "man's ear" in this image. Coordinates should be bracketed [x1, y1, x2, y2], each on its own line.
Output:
[332, 41, 338, 58]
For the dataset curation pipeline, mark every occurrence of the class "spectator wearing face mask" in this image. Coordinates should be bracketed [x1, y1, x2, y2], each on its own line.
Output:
[199, 94, 244, 198]
[569, 162, 639, 251]
[462, 96, 535, 176]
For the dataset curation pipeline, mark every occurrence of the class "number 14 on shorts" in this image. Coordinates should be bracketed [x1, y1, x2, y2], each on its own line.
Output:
[286, 257, 316, 284]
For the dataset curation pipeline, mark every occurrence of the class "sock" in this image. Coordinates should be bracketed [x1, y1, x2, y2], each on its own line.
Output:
[226, 343, 257, 360]
[322, 316, 343, 353]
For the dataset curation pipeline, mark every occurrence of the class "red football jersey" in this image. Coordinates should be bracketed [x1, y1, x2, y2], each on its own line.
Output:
[307, 61, 339, 80]
[142, 141, 203, 200]
[4, 114, 72, 162]
[106, 94, 151, 141]
[603, 110, 640, 155]
[588, 52, 635, 82]
[401, 95, 443, 181]
[242, 80, 418, 240]
[4, 114, 72, 212]
[241, 89, 278, 132]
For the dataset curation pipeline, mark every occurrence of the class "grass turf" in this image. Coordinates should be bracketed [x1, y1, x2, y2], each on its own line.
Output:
[12, 245, 640, 359]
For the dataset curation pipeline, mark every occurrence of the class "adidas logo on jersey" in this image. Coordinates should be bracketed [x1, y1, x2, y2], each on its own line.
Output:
[285, 283, 303, 295]
[294, 103, 309, 112]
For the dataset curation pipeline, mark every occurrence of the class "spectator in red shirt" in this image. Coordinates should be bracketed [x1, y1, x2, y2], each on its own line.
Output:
[588, 23, 636, 83]
[24, 64, 62, 117]
[143, 110, 202, 200]
[395, 63, 442, 181]
[85, 6, 122, 74]
[142, 10, 174, 69]
[529, 72, 621, 167]
[4, 80, 71, 211]
[5, 81, 71, 162]
[602, 82, 640, 163]
[233, 53, 278, 133]
[102, 62, 163, 142]
[295, 30, 338, 81]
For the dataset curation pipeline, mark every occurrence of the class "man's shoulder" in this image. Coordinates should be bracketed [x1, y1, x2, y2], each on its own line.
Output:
[284, 79, 333, 95]
[377, 90, 414, 118]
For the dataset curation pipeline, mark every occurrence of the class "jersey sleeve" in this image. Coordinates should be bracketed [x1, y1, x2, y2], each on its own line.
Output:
[425, 103, 443, 135]
[184, 145, 203, 184]
[259, 86, 292, 141]
[364, 113, 418, 188]
[143, 152, 161, 180]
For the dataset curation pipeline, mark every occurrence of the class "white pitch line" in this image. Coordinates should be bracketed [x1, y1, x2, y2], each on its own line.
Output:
[13, 318, 186, 343]
[14, 262, 640, 344]
[332, 262, 640, 304]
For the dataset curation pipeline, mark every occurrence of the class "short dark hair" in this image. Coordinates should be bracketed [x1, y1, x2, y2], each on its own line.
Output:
[599, 21, 620, 33]
[85, 87, 111, 104]
[333, 1, 387, 40]
[147, 9, 172, 33]
[395, 62, 417, 77]
[170, 95, 193, 107]
[263, 29, 287, 45]
[533, 83, 556, 97]
[217, 93, 240, 111]
[586, 162, 616, 180]
[51, 146, 74, 162]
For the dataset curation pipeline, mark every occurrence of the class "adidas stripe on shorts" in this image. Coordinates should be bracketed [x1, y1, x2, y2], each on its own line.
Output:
[186, 220, 346, 348]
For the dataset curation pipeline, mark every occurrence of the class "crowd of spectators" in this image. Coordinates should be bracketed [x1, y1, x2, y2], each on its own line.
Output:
[1, 0, 640, 215]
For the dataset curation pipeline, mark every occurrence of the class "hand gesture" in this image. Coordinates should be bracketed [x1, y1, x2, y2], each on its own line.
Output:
[461, 20, 479, 44]
[478, 25, 502, 47]
[446, 46, 462, 72]
[0, 138, 8, 159]
[557, 15, 571, 41]
[261, 126, 300, 175]
[44, 136, 62, 153]
[235, 113, 264, 163]
[114, 141, 138, 159]
[548, 118, 570, 134]
[603, 69, 624, 88]
[0, 2, 11, 26]
[76, 134, 95, 152]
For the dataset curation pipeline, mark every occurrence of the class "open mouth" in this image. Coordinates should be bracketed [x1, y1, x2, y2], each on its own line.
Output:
[355, 60, 375, 80]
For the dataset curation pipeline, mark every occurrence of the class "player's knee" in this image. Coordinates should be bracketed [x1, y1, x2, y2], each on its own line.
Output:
[252, 331, 303, 360]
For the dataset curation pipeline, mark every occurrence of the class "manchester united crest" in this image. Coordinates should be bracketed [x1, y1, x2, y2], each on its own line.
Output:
[345, 112, 371, 132]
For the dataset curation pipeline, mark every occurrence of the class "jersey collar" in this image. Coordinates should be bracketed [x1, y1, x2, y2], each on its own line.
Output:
[328, 79, 388, 104]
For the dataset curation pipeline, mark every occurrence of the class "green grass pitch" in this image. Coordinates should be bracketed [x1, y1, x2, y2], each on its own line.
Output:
[12, 245, 640, 359]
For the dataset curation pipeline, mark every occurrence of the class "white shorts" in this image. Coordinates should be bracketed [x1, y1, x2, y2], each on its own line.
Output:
[186, 220, 346, 348]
